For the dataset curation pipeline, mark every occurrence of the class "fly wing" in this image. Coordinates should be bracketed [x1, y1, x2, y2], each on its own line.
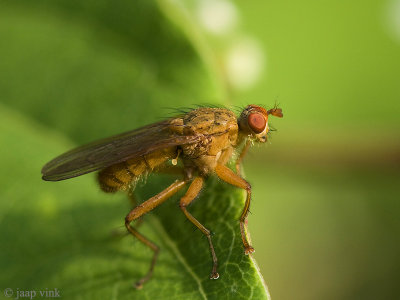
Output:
[42, 120, 198, 181]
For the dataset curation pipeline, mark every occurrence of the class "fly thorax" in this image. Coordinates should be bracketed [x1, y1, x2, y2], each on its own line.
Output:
[179, 108, 239, 173]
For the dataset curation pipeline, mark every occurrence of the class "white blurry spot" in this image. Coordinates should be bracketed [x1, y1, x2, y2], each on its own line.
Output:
[383, 0, 400, 42]
[197, 0, 239, 35]
[225, 39, 265, 90]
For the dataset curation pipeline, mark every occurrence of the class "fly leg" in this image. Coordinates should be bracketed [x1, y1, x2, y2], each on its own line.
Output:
[179, 177, 219, 279]
[215, 164, 255, 255]
[125, 179, 187, 289]
[235, 139, 251, 175]
[127, 190, 144, 228]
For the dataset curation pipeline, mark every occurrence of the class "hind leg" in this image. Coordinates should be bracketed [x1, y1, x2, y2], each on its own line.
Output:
[125, 179, 187, 288]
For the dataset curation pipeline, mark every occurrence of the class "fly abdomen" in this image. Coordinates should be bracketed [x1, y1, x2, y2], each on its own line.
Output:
[98, 161, 137, 193]
[98, 147, 177, 193]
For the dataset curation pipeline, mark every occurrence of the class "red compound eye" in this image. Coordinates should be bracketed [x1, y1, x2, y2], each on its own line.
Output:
[248, 113, 266, 133]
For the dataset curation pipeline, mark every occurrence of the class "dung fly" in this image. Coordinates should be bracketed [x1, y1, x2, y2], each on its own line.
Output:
[41, 105, 283, 288]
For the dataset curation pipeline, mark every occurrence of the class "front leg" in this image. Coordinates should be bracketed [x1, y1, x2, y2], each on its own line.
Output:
[215, 164, 254, 255]
[235, 139, 251, 175]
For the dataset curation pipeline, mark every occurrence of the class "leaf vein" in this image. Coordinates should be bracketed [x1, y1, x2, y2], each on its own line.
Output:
[150, 216, 208, 300]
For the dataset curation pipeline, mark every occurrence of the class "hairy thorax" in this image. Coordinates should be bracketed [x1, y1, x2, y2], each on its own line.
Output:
[171, 107, 239, 175]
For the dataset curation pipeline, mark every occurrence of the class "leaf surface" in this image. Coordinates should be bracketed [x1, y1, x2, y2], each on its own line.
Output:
[0, 1, 270, 299]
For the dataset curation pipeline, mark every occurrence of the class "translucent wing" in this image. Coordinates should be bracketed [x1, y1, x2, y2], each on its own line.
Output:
[42, 120, 198, 181]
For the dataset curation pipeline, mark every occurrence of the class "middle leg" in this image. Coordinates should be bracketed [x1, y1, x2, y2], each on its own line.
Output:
[179, 177, 219, 279]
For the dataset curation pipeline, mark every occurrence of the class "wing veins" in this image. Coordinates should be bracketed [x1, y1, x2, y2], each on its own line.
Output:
[42, 119, 199, 181]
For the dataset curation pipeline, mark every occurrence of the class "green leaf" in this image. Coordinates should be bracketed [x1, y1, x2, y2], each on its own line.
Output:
[0, 106, 269, 299]
[0, 1, 270, 299]
[0, 0, 222, 143]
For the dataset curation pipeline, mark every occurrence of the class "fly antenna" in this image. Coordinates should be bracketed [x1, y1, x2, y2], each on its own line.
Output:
[267, 108, 283, 118]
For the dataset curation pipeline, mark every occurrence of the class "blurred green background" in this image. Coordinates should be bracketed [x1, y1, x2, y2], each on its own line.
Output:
[0, 0, 399, 299]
